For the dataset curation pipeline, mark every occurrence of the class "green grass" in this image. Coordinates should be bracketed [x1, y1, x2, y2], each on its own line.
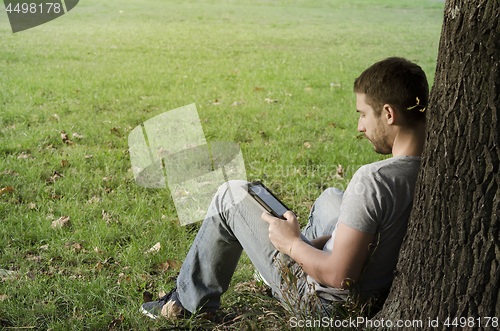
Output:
[0, 0, 444, 329]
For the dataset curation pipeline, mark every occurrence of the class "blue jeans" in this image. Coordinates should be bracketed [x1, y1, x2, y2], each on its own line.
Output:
[176, 180, 343, 313]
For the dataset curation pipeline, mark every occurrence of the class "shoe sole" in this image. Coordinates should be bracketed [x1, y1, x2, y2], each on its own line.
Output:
[140, 306, 160, 320]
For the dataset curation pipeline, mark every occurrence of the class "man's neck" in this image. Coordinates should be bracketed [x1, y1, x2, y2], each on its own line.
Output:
[391, 122, 426, 157]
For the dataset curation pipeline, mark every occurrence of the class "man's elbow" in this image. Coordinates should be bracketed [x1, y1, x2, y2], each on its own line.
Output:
[319, 275, 354, 290]
[321, 273, 356, 290]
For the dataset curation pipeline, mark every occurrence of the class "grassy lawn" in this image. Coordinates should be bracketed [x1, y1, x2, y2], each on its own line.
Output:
[0, 0, 444, 329]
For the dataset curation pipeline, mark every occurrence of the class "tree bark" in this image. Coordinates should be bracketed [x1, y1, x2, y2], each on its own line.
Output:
[375, 0, 500, 330]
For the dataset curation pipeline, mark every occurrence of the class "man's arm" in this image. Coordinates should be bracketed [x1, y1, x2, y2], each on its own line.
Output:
[262, 211, 374, 289]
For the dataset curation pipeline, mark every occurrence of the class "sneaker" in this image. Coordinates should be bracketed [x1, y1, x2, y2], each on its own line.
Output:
[140, 287, 191, 320]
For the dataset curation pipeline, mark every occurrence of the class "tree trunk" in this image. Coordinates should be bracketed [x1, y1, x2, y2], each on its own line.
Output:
[375, 1, 500, 330]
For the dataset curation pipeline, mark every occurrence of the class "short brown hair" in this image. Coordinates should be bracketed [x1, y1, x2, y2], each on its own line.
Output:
[353, 57, 429, 124]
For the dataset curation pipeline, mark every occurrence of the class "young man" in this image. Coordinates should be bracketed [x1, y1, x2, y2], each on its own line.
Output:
[141, 57, 429, 318]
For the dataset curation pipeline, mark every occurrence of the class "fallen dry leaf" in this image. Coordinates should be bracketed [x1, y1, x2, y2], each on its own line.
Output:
[0, 186, 15, 194]
[102, 210, 112, 222]
[143, 291, 153, 303]
[233, 279, 271, 296]
[61, 159, 69, 167]
[46, 171, 64, 184]
[61, 131, 75, 145]
[72, 242, 83, 252]
[26, 255, 42, 262]
[0, 294, 8, 301]
[28, 203, 36, 209]
[116, 273, 130, 285]
[147, 242, 161, 254]
[158, 262, 170, 271]
[303, 142, 311, 148]
[264, 98, 278, 103]
[87, 196, 101, 204]
[109, 127, 122, 136]
[158, 259, 181, 272]
[39, 244, 49, 250]
[94, 246, 103, 254]
[84, 155, 93, 159]
[108, 314, 125, 329]
[336, 164, 344, 179]
[17, 152, 30, 159]
[1, 170, 19, 176]
[72, 133, 84, 139]
[52, 216, 71, 229]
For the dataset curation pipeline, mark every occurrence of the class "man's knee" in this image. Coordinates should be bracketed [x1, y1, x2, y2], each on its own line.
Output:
[312, 187, 344, 215]
[319, 187, 344, 202]
[217, 180, 249, 194]
[216, 180, 250, 206]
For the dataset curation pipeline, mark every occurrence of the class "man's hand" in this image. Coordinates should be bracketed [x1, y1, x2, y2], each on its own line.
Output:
[261, 211, 302, 256]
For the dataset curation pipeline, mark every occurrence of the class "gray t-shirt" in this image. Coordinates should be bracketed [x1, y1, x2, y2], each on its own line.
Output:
[312, 155, 421, 298]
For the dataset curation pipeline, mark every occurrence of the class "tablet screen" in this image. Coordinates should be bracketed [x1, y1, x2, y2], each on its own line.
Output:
[249, 184, 288, 217]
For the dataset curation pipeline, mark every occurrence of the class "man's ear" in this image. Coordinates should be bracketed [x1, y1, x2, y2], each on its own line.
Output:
[382, 104, 396, 125]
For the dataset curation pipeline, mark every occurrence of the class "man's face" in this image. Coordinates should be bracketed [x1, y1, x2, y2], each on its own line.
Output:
[356, 93, 392, 155]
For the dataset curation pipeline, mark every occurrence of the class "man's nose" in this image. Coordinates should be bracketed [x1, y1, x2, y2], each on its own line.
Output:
[357, 119, 365, 132]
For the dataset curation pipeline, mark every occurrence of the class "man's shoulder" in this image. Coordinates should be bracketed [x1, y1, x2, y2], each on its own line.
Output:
[355, 155, 421, 179]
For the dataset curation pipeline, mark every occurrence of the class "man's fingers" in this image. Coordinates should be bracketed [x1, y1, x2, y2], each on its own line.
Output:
[283, 210, 296, 220]
[261, 212, 272, 223]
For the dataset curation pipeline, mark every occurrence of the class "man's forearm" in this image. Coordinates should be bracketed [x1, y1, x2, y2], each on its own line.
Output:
[289, 239, 345, 288]
[262, 211, 369, 289]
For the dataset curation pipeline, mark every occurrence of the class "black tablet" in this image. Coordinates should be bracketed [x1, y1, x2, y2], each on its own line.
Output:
[242, 181, 291, 219]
